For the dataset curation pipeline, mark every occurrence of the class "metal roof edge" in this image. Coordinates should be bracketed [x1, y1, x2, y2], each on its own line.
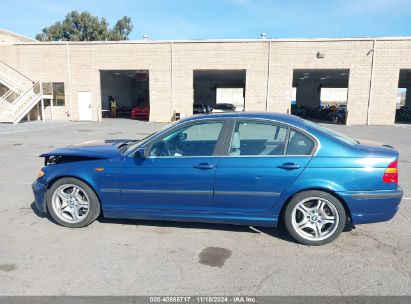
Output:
[8, 36, 411, 46]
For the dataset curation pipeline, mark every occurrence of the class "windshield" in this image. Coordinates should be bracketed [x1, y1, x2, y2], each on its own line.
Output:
[123, 121, 178, 155]
[304, 119, 358, 146]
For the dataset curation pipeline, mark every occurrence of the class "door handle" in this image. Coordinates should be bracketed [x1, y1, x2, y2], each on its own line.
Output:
[193, 163, 214, 170]
[277, 162, 301, 170]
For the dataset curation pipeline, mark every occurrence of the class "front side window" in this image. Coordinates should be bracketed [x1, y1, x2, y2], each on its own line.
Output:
[149, 122, 223, 157]
[286, 129, 315, 155]
[229, 121, 288, 156]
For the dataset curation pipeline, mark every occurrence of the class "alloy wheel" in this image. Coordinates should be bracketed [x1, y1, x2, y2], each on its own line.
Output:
[291, 196, 340, 241]
[51, 184, 90, 224]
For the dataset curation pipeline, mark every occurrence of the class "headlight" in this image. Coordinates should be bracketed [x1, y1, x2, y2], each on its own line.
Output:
[37, 170, 45, 178]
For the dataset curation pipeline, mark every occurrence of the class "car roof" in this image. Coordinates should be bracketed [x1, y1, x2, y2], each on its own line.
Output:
[180, 112, 306, 128]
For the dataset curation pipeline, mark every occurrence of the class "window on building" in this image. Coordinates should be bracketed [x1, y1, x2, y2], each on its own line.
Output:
[52, 83, 65, 106]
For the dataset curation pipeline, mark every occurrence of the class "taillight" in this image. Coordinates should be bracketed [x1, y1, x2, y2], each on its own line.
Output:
[383, 160, 398, 183]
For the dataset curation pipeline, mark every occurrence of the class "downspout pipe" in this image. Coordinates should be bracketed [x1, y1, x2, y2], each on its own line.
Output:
[170, 41, 174, 119]
[66, 42, 73, 121]
[366, 39, 376, 125]
[265, 40, 272, 111]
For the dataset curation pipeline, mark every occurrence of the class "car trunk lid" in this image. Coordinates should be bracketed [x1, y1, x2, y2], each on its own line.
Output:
[355, 138, 399, 158]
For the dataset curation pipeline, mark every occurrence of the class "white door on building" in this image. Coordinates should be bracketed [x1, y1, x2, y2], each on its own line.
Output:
[78, 91, 92, 121]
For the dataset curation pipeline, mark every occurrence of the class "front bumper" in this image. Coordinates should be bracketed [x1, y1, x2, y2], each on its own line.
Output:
[338, 187, 403, 225]
[32, 179, 48, 213]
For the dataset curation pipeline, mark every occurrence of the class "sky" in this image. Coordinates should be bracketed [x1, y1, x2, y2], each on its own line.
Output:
[1, 0, 411, 40]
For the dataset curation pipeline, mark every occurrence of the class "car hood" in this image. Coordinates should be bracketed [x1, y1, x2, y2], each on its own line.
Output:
[40, 140, 131, 159]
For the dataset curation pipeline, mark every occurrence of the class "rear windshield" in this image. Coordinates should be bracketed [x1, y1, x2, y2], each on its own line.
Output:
[304, 120, 358, 146]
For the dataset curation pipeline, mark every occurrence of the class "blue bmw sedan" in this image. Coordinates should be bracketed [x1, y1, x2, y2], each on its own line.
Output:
[32, 112, 403, 245]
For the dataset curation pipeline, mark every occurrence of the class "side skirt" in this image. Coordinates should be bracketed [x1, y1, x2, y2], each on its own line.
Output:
[102, 208, 279, 227]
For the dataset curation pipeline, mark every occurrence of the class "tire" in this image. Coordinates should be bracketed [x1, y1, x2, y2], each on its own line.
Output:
[284, 190, 346, 246]
[46, 177, 101, 228]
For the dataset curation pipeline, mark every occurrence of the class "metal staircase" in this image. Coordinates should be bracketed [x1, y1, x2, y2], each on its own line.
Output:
[0, 60, 52, 123]
[0, 60, 33, 100]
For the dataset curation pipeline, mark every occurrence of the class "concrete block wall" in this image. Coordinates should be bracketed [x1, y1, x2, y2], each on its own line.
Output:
[1, 38, 410, 125]
[268, 40, 374, 125]
[368, 40, 411, 125]
[0, 29, 35, 43]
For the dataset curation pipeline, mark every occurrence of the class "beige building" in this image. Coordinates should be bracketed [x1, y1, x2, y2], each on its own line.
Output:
[1, 28, 411, 125]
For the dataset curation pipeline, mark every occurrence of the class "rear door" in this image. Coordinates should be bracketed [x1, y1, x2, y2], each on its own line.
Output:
[213, 120, 316, 213]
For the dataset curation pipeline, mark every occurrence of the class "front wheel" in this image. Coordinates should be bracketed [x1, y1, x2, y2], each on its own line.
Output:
[284, 190, 346, 246]
[46, 177, 101, 228]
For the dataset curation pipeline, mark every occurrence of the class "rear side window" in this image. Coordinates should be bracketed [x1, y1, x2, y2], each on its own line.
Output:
[286, 130, 315, 155]
[229, 122, 288, 156]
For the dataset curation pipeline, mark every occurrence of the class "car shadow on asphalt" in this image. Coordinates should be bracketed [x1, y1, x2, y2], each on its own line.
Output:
[29, 201, 297, 243]
[30, 202, 47, 218]
[30, 202, 61, 226]
[98, 217, 297, 243]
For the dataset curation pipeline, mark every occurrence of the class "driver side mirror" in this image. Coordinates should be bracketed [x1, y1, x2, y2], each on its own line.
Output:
[135, 147, 147, 159]
[179, 132, 187, 141]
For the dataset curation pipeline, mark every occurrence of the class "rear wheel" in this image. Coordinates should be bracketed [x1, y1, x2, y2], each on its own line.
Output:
[284, 190, 346, 245]
[47, 177, 100, 228]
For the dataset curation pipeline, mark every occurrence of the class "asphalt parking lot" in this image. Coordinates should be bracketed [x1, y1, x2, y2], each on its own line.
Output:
[0, 118, 410, 296]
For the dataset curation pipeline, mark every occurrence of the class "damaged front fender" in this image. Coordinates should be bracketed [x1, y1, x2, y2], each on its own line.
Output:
[42, 155, 105, 166]
[39, 141, 127, 166]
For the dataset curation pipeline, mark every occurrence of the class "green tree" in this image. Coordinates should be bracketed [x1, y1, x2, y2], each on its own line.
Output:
[109, 16, 133, 41]
[36, 11, 133, 41]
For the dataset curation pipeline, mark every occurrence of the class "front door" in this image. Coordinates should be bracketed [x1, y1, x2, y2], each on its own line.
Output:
[214, 121, 315, 213]
[78, 91, 92, 121]
[119, 120, 226, 211]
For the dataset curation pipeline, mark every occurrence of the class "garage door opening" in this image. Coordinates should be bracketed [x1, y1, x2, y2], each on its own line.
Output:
[100, 70, 150, 120]
[396, 70, 411, 123]
[193, 70, 245, 114]
[291, 69, 349, 124]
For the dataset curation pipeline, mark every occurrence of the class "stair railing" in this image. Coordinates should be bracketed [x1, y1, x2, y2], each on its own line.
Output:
[0, 60, 34, 95]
